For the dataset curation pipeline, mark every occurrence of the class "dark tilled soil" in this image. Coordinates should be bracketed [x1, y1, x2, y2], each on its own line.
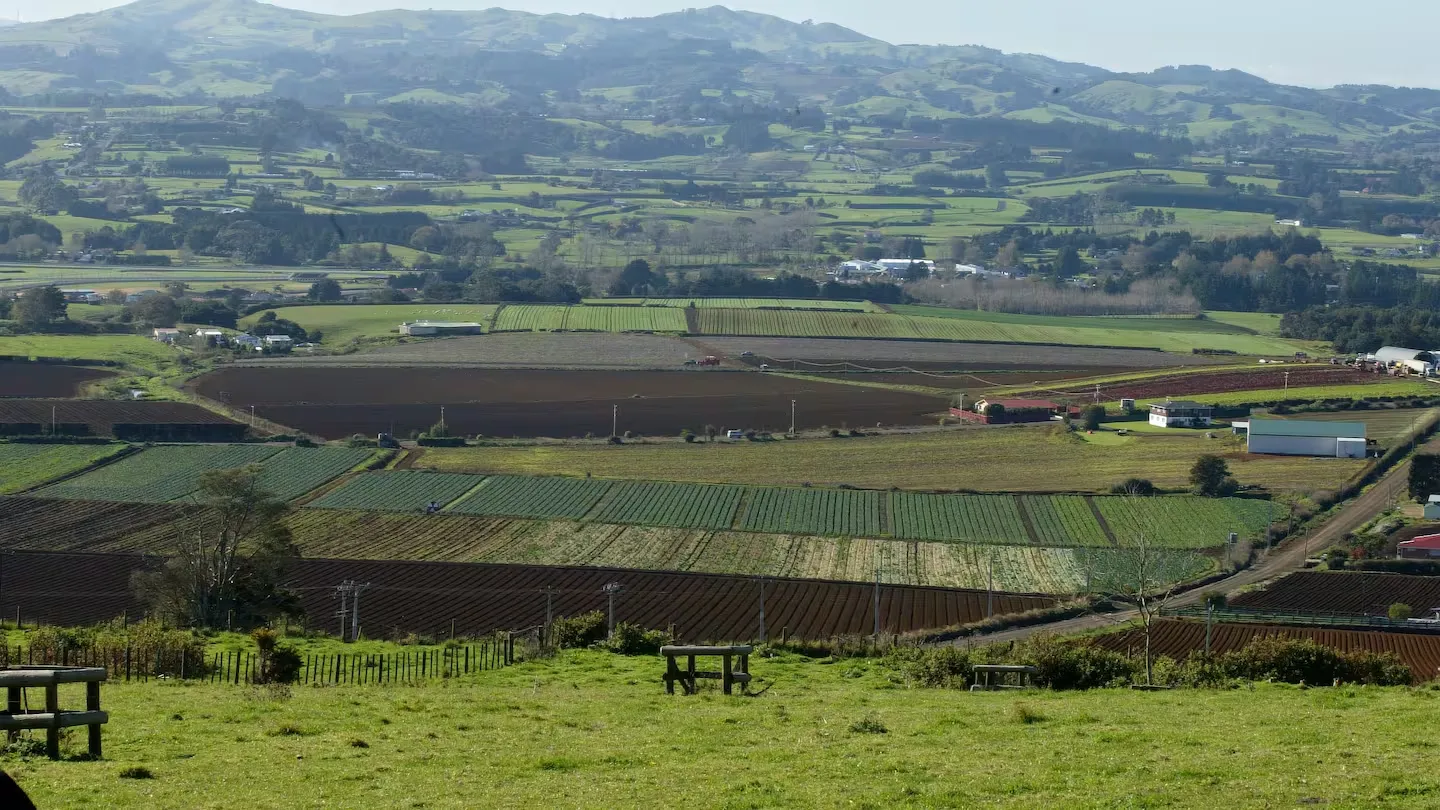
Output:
[0, 364, 116, 398]
[1, 550, 1057, 641]
[705, 337, 1216, 369]
[194, 367, 947, 439]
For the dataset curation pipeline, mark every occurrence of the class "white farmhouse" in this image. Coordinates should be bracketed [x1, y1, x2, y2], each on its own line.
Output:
[1147, 400, 1214, 428]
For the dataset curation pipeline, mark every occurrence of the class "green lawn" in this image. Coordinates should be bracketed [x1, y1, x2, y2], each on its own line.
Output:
[0, 335, 177, 367]
[1203, 310, 1285, 336]
[8, 651, 1437, 809]
[238, 304, 500, 344]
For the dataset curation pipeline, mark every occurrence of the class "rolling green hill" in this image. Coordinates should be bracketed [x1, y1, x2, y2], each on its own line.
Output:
[1, 0, 1437, 141]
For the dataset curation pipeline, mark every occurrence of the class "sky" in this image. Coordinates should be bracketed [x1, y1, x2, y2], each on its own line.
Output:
[16, 0, 1440, 89]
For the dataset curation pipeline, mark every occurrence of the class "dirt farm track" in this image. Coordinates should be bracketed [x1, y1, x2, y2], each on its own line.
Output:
[0, 551, 1056, 640]
[194, 367, 946, 439]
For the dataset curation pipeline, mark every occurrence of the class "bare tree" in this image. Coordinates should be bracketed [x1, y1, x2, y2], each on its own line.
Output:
[134, 464, 301, 629]
[1099, 524, 1189, 685]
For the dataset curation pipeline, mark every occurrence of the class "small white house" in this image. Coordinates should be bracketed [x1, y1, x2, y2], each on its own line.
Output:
[1148, 400, 1214, 428]
[232, 334, 262, 350]
[1244, 419, 1367, 458]
[1425, 495, 1440, 521]
[152, 328, 181, 343]
[262, 335, 294, 349]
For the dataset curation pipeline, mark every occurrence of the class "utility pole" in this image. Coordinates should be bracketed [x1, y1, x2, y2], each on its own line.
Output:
[350, 582, 371, 642]
[51, 405, 56, 435]
[542, 586, 558, 628]
[612, 404, 619, 437]
[1094, 383, 1101, 404]
[333, 580, 371, 642]
[249, 405, 256, 427]
[986, 555, 994, 618]
[602, 582, 623, 637]
[1283, 370, 1290, 395]
[872, 563, 881, 640]
[333, 582, 352, 639]
[789, 399, 796, 436]
[1205, 601, 1214, 656]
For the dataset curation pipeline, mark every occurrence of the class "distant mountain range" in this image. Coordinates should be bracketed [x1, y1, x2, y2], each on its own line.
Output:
[1, 0, 1438, 142]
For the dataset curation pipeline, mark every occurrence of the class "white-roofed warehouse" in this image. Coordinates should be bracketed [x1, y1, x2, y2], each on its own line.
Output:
[1242, 418, 1367, 458]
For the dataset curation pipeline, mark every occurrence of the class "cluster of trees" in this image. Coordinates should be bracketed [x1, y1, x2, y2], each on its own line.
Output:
[1280, 306, 1440, 353]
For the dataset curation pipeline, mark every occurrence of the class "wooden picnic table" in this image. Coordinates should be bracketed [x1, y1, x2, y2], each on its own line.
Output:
[661, 645, 752, 695]
[969, 664, 1038, 692]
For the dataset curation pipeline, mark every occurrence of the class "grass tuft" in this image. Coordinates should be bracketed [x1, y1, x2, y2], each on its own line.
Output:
[118, 766, 155, 780]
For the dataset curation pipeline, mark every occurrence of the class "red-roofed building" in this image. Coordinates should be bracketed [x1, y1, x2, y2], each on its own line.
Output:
[1398, 533, 1440, 560]
[949, 398, 1062, 425]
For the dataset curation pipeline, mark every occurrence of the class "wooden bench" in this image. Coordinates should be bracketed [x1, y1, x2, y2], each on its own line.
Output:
[0, 666, 109, 759]
[661, 645, 752, 695]
[968, 664, 1038, 692]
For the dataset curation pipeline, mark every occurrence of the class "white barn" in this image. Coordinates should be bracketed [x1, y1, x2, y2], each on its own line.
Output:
[1371, 346, 1436, 375]
[1244, 419, 1366, 458]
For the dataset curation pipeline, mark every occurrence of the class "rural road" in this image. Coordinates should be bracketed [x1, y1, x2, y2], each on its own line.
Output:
[956, 438, 1437, 646]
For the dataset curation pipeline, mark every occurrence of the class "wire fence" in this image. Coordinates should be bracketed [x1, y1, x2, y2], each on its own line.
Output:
[0, 632, 527, 686]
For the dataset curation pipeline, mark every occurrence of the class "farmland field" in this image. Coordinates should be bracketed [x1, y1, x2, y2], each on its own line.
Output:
[0, 497, 187, 551]
[693, 309, 1308, 355]
[1230, 572, 1440, 616]
[491, 304, 687, 333]
[738, 487, 883, 536]
[889, 493, 1028, 544]
[1021, 495, 1112, 547]
[0, 364, 116, 397]
[589, 481, 744, 529]
[0, 399, 242, 438]
[305, 470, 484, 512]
[0, 335, 177, 368]
[700, 336, 1219, 370]
[1280, 407, 1440, 444]
[1011, 365, 1404, 403]
[192, 367, 945, 439]
[0, 443, 127, 494]
[448, 475, 612, 519]
[33, 444, 282, 502]
[237, 304, 500, 344]
[587, 297, 882, 311]
[418, 426, 1363, 493]
[1093, 496, 1279, 549]
[251, 447, 378, 500]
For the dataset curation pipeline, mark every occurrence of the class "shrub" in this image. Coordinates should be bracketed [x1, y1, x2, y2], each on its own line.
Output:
[599, 622, 672, 655]
[1111, 477, 1157, 496]
[1012, 703, 1046, 724]
[1388, 603, 1414, 621]
[885, 646, 973, 688]
[1018, 635, 1136, 690]
[549, 611, 606, 649]
[1207, 637, 1411, 686]
[118, 766, 155, 779]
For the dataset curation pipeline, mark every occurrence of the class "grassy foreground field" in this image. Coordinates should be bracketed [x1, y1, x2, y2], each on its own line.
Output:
[0, 335, 177, 367]
[9, 651, 1438, 809]
[419, 427, 1363, 493]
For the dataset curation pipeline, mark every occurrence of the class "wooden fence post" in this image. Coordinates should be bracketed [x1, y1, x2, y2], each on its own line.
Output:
[44, 681, 59, 760]
[86, 680, 102, 758]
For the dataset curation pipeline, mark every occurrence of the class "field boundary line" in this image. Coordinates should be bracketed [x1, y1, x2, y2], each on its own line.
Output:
[1014, 495, 1041, 545]
[10, 443, 137, 495]
[1085, 496, 1119, 547]
[580, 482, 624, 523]
[441, 476, 494, 512]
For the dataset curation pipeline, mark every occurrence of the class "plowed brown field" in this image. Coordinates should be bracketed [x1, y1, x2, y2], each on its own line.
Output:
[0, 551, 1056, 641]
[193, 367, 945, 439]
[1091, 618, 1440, 683]
[1231, 572, 1440, 616]
[0, 364, 115, 397]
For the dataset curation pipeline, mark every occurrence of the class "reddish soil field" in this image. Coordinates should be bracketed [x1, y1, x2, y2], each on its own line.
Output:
[0, 551, 1057, 641]
[799, 369, 1135, 390]
[703, 337, 1212, 370]
[0, 497, 189, 551]
[0, 399, 240, 438]
[1091, 619, 1440, 683]
[1231, 572, 1440, 616]
[0, 364, 115, 397]
[193, 368, 946, 439]
[1078, 366, 1378, 401]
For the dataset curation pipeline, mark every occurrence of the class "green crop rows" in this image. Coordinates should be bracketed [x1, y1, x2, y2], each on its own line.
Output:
[587, 297, 878, 312]
[37, 445, 282, 503]
[448, 475, 611, 519]
[889, 493, 1029, 544]
[1021, 495, 1112, 547]
[1094, 497, 1277, 549]
[255, 448, 377, 501]
[590, 481, 744, 529]
[739, 487, 883, 536]
[306, 471, 484, 512]
[492, 305, 685, 333]
[0, 443, 128, 494]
